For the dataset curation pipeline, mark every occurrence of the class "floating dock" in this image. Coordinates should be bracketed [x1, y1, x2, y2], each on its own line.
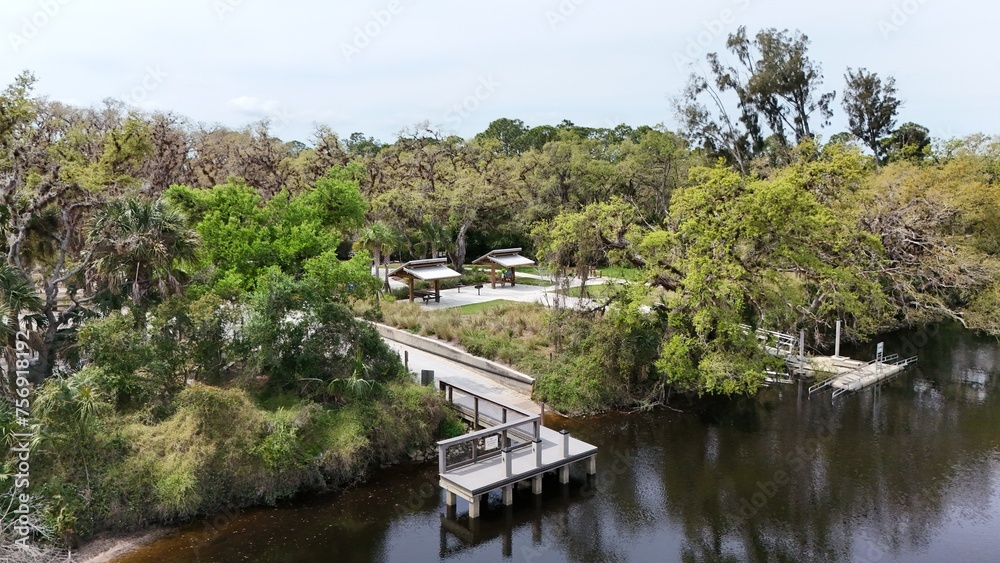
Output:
[436, 381, 597, 518]
[808, 354, 918, 397]
[743, 323, 918, 397]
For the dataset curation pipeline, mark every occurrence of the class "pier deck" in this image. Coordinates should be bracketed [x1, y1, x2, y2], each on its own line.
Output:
[436, 380, 597, 518]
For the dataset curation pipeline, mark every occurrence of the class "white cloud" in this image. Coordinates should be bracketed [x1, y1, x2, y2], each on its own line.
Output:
[227, 96, 283, 115]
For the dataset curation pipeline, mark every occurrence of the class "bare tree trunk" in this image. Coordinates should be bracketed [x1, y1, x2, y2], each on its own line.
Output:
[452, 221, 471, 273]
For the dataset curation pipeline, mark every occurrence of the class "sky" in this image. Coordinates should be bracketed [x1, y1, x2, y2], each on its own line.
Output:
[3, 0, 997, 146]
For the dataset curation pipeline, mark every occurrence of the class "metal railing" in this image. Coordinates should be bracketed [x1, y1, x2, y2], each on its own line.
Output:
[438, 380, 533, 428]
[437, 415, 541, 474]
[437, 380, 540, 474]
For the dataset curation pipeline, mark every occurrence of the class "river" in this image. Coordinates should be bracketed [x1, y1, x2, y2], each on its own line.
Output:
[114, 324, 1000, 562]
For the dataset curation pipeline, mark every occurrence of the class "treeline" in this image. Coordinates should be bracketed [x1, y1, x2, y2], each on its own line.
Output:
[0, 71, 455, 551]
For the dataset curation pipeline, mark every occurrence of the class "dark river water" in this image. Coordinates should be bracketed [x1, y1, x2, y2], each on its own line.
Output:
[116, 325, 1000, 562]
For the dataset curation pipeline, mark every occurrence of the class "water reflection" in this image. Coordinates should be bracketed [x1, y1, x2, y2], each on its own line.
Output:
[117, 325, 1000, 562]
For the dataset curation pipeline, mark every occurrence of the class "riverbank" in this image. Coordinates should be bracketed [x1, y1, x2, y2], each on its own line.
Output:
[99, 324, 1000, 562]
[70, 330, 542, 563]
[73, 527, 171, 562]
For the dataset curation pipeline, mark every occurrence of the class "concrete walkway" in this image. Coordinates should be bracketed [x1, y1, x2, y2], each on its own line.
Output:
[383, 339, 539, 415]
[383, 268, 624, 311]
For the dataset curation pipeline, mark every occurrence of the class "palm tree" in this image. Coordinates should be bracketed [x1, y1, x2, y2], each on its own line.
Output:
[0, 262, 43, 393]
[88, 197, 199, 324]
[418, 220, 450, 259]
[355, 220, 400, 290]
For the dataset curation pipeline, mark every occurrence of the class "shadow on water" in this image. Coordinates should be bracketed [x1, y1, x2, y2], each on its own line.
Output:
[117, 324, 1000, 562]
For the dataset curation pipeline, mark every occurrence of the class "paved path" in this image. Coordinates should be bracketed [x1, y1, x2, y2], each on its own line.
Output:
[383, 268, 624, 311]
[383, 339, 539, 414]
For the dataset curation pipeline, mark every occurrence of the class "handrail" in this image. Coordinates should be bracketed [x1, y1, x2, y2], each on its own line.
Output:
[438, 416, 541, 474]
[437, 379, 543, 475]
[438, 379, 535, 418]
[436, 416, 540, 448]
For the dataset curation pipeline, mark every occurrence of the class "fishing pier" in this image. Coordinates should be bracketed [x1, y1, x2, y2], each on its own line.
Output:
[436, 380, 597, 518]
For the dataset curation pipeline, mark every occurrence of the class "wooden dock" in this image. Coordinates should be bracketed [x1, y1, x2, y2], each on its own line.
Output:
[436, 381, 597, 518]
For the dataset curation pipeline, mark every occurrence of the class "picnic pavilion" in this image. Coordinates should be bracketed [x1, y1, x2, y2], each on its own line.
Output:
[471, 248, 536, 289]
[388, 258, 461, 303]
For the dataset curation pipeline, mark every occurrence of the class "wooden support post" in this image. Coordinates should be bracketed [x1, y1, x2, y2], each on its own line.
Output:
[407, 277, 414, 302]
[511, 267, 516, 287]
[587, 455, 597, 476]
[560, 429, 570, 458]
[491, 263, 496, 289]
[532, 475, 543, 495]
[469, 495, 481, 519]
[558, 465, 570, 484]
[445, 490, 457, 506]
[835, 320, 842, 358]
[532, 438, 542, 467]
[502, 485, 514, 506]
[540, 402, 545, 427]
[434, 279, 440, 302]
[474, 397, 479, 430]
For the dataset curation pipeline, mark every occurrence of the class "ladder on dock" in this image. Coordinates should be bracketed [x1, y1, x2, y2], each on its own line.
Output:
[436, 381, 597, 519]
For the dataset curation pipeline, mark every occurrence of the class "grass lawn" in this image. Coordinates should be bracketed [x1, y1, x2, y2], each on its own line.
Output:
[557, 283, 624, 299]
[556, 282, 675, 304]
[509, 277, 553, 287]
[452, 299, 510, 314]
[600, 265, 643, 281]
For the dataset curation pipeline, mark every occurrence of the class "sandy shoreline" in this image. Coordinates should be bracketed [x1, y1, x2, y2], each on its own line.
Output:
[68, 527, 173, 562]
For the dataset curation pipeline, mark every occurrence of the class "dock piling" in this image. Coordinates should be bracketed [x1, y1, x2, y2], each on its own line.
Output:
[502, 485, 514, 506]
[835, 320, 842, 358]
[532, 438, 542, 467]
[502, 447, 512, 477]
[560, 429, 570, 458]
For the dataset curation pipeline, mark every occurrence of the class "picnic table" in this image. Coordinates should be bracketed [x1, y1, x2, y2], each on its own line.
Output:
[414, 289, 439, 303]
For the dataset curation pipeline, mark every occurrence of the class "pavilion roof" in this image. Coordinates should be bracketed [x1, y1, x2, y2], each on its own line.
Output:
[471, 248, 536, 268]
[388, 258, 462, 281]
